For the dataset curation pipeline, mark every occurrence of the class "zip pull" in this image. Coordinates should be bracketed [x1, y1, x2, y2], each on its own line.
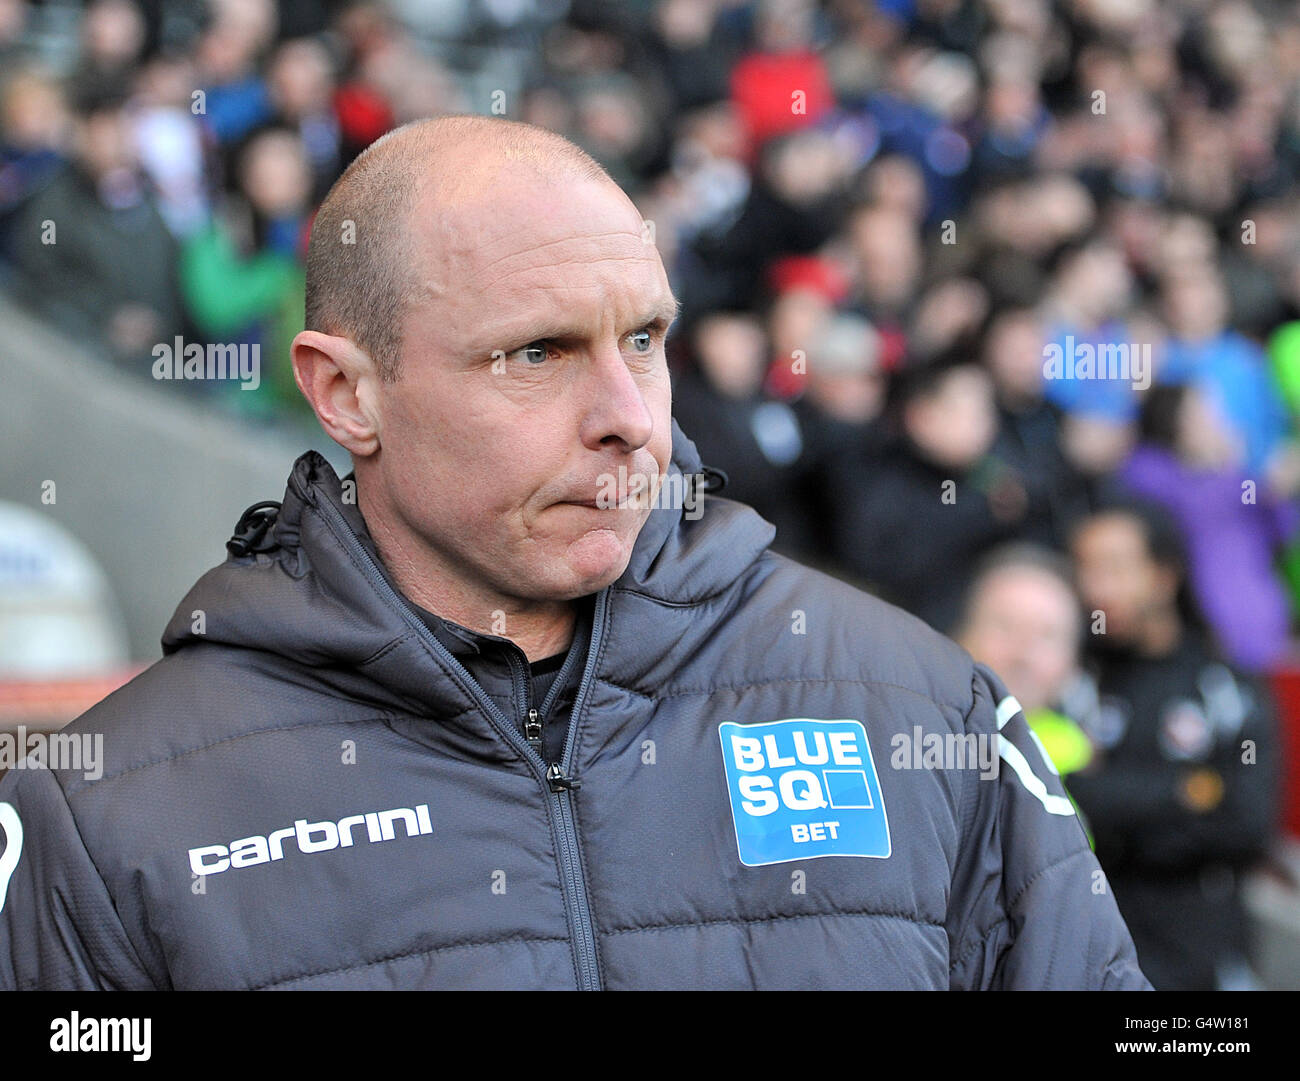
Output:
[525, 708, 542, 748]
[546, 763, 581, 793]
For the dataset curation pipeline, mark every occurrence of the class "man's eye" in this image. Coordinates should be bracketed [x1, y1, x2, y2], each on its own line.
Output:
[627, 329, 654, 353]
[513, 343, 549, 365]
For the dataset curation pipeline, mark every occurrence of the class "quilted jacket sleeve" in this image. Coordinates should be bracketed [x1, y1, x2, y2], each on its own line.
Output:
[945, 663, 1152, 990]
[0, 765, 156, 990]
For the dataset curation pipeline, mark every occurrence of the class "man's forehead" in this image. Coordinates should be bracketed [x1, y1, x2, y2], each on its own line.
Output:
[461, 224, 658, 293]
[415, 170, 644, 268]
[407, 176, 669, 345]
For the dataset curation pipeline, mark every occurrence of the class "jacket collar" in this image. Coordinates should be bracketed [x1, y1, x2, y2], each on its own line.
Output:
[161, 419, 775, 719]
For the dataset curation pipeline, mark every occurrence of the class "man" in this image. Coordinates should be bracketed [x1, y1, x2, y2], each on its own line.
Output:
[0, 116, 1148, 990]
[956, 544, 1095, 780]
[982, 305, 1093, 550]
[668, 309, 818, 563]
[1068, 501, 1278, 990]
[9, 82, 185, 368]
[828, 357, 1030, 631]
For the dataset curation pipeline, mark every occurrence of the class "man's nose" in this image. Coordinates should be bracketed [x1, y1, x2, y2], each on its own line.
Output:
[578, 341, 656, 452]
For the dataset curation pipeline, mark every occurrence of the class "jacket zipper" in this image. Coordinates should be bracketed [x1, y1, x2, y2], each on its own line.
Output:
[544, 608, 604, 989]
[510, 614, 587, 760]
[312, 495, 606, 990]
[525, 706, 542, 750]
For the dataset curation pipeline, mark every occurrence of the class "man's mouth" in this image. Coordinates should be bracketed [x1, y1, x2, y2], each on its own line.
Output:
[555, 465, 663, 512]
[560, 497, 626, 510]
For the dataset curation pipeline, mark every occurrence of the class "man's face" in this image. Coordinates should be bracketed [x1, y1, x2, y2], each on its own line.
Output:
[959, 567, 1080, 714]
[370, 171, 676, 609]
[905, 367, 997, 470]
[76, 107, 136, 178]
[1071, 515, 1171, 644]
[985, 313, 1045, 403]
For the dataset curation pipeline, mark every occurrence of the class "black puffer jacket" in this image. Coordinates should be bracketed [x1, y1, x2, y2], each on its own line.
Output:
[0, 422, 1149, 989]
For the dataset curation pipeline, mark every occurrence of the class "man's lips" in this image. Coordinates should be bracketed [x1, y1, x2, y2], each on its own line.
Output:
[553, 465, 662, 510]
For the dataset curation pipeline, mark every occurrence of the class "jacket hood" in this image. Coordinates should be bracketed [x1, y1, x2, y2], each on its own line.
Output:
[160, 419, 775, 710]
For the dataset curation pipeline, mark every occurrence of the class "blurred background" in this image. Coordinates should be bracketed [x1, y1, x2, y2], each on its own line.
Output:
[1, 0, 1299, 989]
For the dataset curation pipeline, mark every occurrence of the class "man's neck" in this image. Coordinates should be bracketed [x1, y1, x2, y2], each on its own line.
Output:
[428, 588, 578, 662]
[358, 486, 577, 663]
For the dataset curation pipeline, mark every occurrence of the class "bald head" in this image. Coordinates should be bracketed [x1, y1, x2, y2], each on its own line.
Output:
[305, 114, 615, 382]
[290, 110, 675, 647]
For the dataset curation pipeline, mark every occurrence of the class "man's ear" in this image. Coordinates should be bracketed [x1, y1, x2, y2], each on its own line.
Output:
[292, 330, 383, 457]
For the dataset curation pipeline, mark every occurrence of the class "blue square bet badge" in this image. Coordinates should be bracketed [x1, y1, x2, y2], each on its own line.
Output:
[717, 718, 891, 867]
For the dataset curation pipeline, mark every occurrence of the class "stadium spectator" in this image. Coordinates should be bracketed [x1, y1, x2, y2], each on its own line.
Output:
[9, 81, 184, 369]
[1157, 263, 1297, 486]
[791, 310, 890, 571]
[69, 0, 146, 105]
[0, 67, 68, 270]
[132, 51, 209, 237]
[1119, 382, 1298, 673]
[179, 124, 310, 415]
[194, 0, 278, 145]
[1068, 500, 1280, 991]
[955, 543, 1096, 780]
[266, 37, 342, 205]
[983, 304, 1094, 547]
[671, 309, 817, 562]
[827, 357, 1027, 630]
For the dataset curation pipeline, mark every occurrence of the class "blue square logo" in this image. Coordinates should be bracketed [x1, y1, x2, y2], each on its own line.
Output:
[717, 718, 891, 867]
[823, 770, 873, 809]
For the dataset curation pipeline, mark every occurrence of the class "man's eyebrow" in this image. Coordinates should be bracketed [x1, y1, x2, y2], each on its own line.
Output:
[646, 295, 682, 330]
[480, 295, 682, 353]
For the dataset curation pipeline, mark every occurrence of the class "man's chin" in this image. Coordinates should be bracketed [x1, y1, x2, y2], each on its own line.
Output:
[515, 508, 649, 599]
[560, 530, 637, 594]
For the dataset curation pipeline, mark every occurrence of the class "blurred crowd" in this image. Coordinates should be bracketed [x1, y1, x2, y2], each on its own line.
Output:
[2, 0, 1298, 989]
